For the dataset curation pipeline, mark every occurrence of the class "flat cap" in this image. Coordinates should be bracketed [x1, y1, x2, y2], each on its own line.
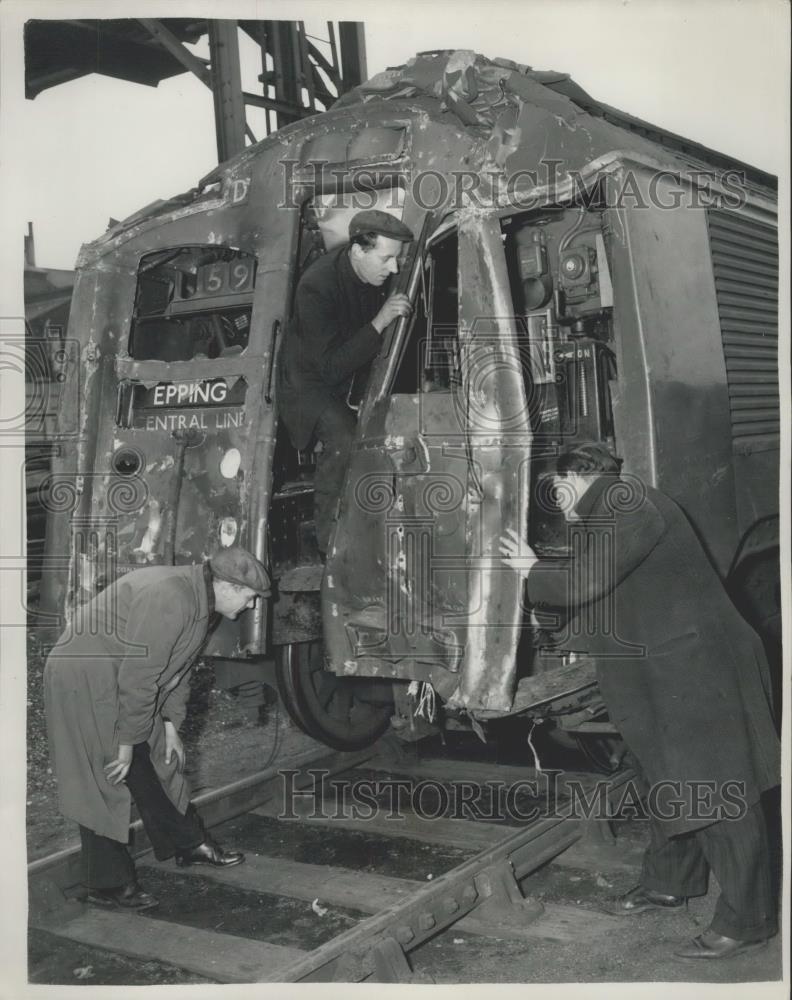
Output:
[349, 210, 414, 242]
[209, 546, 270, 595]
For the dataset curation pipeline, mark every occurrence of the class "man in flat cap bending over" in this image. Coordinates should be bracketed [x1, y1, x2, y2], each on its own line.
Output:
[45, 546, 270, 912]
[278, 209, 414, 557]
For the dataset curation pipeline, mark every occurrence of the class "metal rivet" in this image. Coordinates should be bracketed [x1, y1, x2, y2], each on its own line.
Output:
[418, 913, 435, 931]
[395, 925, 414, 944]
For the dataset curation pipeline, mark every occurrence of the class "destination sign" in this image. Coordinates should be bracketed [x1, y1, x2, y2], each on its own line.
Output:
[136, 409, 245, 432]
[133, 377, 247, 411]
[197, 259, 255, 296]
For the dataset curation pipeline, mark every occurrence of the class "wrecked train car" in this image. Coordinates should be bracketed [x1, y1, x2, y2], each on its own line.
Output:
[41, 52, 780, 756]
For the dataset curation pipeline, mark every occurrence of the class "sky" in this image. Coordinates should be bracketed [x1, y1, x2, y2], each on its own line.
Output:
[5, 0, 789, 271]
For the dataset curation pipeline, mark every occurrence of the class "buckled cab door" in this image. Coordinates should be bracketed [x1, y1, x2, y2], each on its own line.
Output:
[323, 213, 531, 714]
[322, 219, 472, 700]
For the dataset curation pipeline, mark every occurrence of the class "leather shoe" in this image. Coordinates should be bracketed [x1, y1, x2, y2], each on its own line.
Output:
[86, 881, 159, 912]
[175, 839, 244, 868]
[675, 929, 767, 960]
[606, 884, 686, 916]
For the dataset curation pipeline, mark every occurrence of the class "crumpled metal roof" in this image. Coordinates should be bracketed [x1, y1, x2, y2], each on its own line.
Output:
[336, 50, 587, 130]
[335, 49, 775, 190]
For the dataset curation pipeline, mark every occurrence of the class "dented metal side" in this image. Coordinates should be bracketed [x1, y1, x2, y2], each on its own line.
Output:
[44, 136, 303, 657]
[322, 204, 532, 714]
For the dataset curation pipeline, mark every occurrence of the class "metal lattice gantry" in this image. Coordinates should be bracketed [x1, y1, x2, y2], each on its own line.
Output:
[24, 18, 367, 162]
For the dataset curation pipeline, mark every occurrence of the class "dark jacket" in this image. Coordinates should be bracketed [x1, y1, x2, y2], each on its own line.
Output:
[44, 564, 214, 841]
[278, 244, 386, 450]
[526, 476, 779, 834]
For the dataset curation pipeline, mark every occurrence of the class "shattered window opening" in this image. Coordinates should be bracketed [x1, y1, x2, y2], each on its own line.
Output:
[392, 230, 459, 395]
[129, 246, 257, 361]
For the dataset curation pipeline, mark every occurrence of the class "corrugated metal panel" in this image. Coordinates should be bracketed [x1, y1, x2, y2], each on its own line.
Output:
[707, 208, 778, 451]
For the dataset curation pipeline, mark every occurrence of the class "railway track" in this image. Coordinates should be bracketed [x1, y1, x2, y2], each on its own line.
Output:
[29, 741, 644, 984]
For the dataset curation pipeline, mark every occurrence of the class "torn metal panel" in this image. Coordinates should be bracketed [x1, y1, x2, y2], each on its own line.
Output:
[449, 212, 532, 712]
[336, 49, 775, 193]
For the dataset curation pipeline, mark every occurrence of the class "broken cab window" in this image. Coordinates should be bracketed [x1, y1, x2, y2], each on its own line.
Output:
[128, 247, 257, 361]
[392, 230, 459, 395]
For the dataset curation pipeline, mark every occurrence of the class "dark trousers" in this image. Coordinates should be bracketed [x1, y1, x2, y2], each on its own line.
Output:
[80, 742, 204, 889]
[313, 399, 356, 553]
[641, 801, 776, 941]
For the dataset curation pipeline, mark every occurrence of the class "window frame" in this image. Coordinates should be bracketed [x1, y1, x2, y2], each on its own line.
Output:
[388, 224, 460, 397]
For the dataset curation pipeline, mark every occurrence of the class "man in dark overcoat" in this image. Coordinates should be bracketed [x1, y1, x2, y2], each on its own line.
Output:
[44, 546, 270, 911]
[501, 441, 779, 960]
[278, 209, 414, 555]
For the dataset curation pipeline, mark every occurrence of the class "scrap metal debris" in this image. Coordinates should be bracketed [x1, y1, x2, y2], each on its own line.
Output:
[526, 718, 544, 772]
[408, 679, 437, 722]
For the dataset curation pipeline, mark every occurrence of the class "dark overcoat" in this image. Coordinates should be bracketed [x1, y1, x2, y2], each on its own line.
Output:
[526, 476, 779, 835]
[277, 243, 386, 450]
[44, 564, 213, 842]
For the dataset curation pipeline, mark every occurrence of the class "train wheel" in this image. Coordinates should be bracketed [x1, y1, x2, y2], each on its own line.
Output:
[275, 640, 394, 751]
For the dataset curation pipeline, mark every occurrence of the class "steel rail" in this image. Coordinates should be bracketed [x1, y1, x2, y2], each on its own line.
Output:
[265, 767, 636, 982]
[29, 751, 636, 985]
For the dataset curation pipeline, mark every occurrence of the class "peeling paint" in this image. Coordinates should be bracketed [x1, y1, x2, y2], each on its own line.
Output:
[79, 554, 94, 595]
[132, 499, 162, 561]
